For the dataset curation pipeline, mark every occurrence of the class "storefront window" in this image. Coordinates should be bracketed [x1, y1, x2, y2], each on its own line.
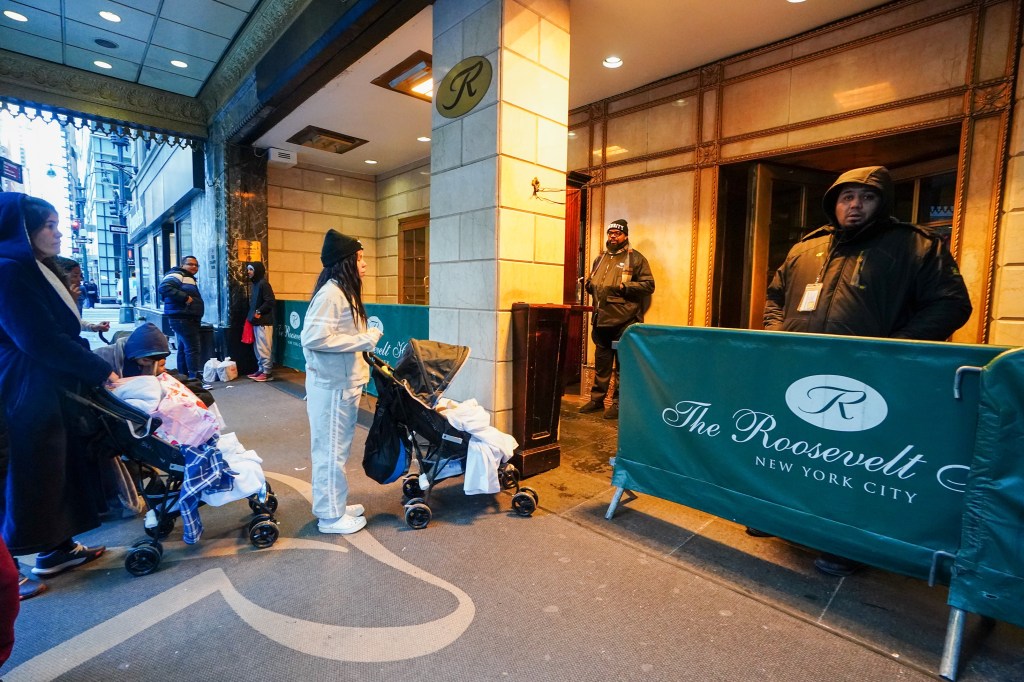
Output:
[139, 239, 153, 307]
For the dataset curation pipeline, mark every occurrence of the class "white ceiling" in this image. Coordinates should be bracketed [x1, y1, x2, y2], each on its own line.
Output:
[256, 0, 894, 177]
[1, 0, 896, 176]
[0, 0, 259, 97]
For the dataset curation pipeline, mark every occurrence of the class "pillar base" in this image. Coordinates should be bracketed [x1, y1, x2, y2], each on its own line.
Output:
[510, 444, 560, 479]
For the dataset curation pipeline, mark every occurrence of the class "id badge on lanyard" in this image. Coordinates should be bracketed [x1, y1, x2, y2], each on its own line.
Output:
[797, 282, 823, 312]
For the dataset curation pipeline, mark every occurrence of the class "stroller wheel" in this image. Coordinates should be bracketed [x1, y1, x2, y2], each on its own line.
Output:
[144, 515, 177, 539]
[405, 503, 432, 530]
[499, 464, 520, 490]
[520, 486, 539, 505]
[131, 538, 164, 557]
[249, 519, 279, 548]
[511, 491, 537, 517]
[248, 492, 279, 514]
[402, 475, 422, 499]
[248, 514, 274, 534]
[125, 544, 161, 576]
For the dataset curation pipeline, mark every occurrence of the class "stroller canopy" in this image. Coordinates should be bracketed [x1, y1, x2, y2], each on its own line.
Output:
[393, 339, 470, 406]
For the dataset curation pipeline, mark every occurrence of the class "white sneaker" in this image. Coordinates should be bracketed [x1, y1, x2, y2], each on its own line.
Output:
[346, 504, 364, 517]
[318, 514, 366, 535]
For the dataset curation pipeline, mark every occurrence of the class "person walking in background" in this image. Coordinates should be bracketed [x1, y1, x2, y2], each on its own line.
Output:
[579, 219, 655, 420]
[301, 230, 382, 535]
[245, 262, 276, 382]
[0, 193, 117, 597]
[758, 165, 972, 577]
[160, 255, 204, 380]
[82, 278, 98, 308]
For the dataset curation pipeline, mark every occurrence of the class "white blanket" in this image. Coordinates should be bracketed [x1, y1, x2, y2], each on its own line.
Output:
[436, 398, 518, 495]
[201, 431, 267, 506]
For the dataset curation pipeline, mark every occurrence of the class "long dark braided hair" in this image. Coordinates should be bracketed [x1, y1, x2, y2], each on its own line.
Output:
[22, 196, 64, 281]
[311, 250, 366, 326]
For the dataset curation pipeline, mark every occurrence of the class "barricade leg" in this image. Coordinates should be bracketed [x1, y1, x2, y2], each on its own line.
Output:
[939, 607, 966, 681]
[605, 487, 636, 519]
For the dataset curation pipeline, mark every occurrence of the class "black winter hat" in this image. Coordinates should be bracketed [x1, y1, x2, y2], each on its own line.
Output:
[607, 219, 628, 236]
[321, 229, 363, 267]
[124, 322, 170, 360]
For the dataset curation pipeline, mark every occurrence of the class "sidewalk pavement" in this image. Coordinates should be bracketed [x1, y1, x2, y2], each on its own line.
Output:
[4, 360, 1018, 680]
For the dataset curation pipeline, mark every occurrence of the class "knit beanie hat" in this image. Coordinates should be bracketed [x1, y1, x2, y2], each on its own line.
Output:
[321, 229, 363, 267]
[607, 219, 628, 236]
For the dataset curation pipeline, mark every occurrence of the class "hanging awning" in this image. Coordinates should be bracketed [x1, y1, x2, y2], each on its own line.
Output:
[0, 97, 203, 150]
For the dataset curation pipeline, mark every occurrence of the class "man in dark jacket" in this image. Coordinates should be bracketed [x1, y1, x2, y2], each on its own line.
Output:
[245, 262, 276, 382]
[159, 255, 204, 380]
[759, 165, 972, 576]
[579, 219, 655, 420]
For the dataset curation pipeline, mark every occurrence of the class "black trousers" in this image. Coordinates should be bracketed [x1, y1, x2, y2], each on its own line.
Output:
[169, 317, 202, 379]
[589, 325, 627, 404]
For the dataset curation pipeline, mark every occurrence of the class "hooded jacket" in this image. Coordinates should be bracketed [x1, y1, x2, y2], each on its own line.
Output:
[585, 240, 655, 330]
[246, 262, 275, 326]
[763, 166, 971, 340]
[0, 192, 113, 553]
[159, 264, 204, 320]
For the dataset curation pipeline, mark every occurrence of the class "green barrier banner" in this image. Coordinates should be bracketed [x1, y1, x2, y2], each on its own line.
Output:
[612, 326, 1005, 580]
[948, 348, 1024, 628]
[275, 301, 428, 395]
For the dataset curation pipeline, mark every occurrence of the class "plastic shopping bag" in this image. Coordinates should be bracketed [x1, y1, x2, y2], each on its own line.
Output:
[217, 357, 238, 382]
[242, 320, 254, 344]
[202, 357, 220, 384]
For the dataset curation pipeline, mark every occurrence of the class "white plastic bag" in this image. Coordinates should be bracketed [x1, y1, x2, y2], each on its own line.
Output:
[217, 357, 238, 381]
[202, 357, 220, 383]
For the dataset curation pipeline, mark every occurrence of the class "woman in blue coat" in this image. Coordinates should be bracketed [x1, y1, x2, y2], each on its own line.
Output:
[0, 193, 117, 595]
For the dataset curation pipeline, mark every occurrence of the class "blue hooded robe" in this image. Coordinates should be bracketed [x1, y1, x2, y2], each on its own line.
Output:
[0, 192, 113, 554]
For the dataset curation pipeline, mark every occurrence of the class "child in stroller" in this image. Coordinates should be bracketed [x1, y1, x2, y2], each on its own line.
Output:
[77, 324, 279, 576]
[364, 338, 539, 529]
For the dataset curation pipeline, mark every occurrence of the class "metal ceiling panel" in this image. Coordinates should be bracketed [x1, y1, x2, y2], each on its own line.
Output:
[64, 43, 138, 79]
[151, 19, 229, 62]
[160, 0, 245, 40]
[66, 0, 156, 41]
[4, 0, 58, 13]
[145, 43, 215, 81]
[65, 19, 148, 63]
[0, 0, 60, 39]
[138, 66, 202, 97]
[0, 24, 61, 61]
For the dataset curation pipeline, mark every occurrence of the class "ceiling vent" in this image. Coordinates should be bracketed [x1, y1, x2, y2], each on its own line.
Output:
[267, 148, 297, 168]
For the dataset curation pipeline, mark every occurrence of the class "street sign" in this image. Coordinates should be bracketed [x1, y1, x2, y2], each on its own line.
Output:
[1, 157, 23, 183]
[110, 224, 128, 233]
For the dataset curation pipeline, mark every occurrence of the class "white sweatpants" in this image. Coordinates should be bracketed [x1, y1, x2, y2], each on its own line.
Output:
[306, 380, 362, 520]
[253, 325, 274, 375]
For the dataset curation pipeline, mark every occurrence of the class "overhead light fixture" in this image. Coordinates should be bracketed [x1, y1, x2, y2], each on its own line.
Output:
[372, 50, 433, 102]
[567, 131, 577, 138]
[787, 0, 807, 3]
[94, 60, 113, 69]
[46, 165, 57, 178]
[3, 10, 28, 22]
[287, 125, 368, 156]
[94, 38, 119, 49]
[364, 160, 378, 165]
[417, 136, 431, 142]
[99, 11, 121, 23]
[170, 60, 188, 69]
[603, 56, 623, 69]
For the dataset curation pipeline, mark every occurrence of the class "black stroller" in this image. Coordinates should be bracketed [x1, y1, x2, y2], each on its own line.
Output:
[364, 339, 538, 529]
[69, 385, 280, 576]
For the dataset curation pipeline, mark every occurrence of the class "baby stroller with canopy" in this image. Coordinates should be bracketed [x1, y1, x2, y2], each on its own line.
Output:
[364, 339, 539, 529]
[68, 384, 280, 576]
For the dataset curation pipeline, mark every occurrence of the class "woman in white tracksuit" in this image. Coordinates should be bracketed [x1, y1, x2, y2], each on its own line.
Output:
[301, 230, 382, 535]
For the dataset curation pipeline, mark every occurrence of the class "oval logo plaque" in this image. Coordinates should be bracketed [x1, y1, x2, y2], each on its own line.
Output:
[435, 56, 492, 119]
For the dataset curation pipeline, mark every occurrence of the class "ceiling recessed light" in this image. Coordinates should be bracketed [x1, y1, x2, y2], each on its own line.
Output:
[603, 56, 623, 69]
[417, 136, 430, 142]
[94, 60, 113, 69]
[170, 60, 188, 69]
[94, 38, 119, 49]
[3, 10, 28, 22]
[787, 0, 807, 3]
[99, 11, 121, 23]
[364, 160, 378, 165]
[567, 131, 577, 138]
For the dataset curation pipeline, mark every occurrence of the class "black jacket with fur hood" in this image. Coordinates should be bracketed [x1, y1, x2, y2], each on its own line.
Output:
[763, 166, 972, 340]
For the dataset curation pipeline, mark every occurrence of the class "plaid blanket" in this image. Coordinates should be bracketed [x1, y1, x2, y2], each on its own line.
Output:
[179, 435, 236, 544]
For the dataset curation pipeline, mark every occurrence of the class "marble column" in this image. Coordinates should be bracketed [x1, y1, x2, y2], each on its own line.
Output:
[430, 0, 570, 432]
